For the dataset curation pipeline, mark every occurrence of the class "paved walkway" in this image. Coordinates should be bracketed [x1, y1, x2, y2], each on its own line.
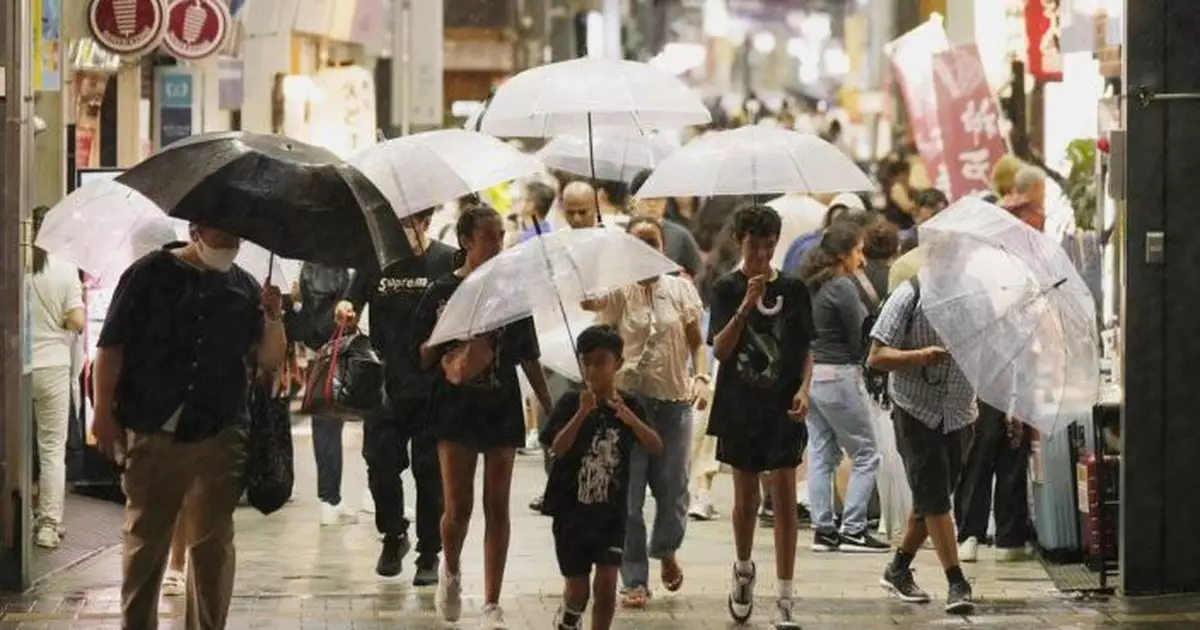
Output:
[2, 423, 1197, 628]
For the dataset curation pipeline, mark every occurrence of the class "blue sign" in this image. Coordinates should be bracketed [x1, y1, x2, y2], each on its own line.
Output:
[160, 73, 193, 110]
[157, 70, 194, 149]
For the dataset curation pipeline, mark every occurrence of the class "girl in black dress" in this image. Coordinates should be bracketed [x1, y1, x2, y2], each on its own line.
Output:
[414, 205, 553, 628]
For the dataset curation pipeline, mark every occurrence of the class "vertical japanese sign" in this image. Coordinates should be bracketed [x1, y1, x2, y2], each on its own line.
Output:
[932, 45, 1008, 199]
[407, 0, 444, 127]
[1025, 0, 1063, 81]
[156, 68, 195, 149]
[886, 18, 951, 193]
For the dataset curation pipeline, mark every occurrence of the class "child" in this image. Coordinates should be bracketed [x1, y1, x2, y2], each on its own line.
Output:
[539, 325, 664, 630]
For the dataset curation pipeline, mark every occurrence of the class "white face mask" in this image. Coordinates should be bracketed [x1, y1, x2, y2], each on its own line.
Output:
[403, 225, 428, 252]
[195, 239, 239, 272]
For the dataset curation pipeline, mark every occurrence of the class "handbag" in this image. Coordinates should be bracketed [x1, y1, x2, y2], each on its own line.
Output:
[244, 377, 294, 515]
[300, 323, 384, 419]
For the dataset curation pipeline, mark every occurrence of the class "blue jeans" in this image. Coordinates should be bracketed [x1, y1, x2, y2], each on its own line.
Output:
[621, 398, 692, 590]
[806, 365, 880, 535]
[311, 414, 345, 505]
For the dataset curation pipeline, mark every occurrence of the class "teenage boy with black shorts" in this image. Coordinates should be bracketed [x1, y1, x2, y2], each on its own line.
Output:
[540, 325, 664, 630]
[707, 204, 815, 629]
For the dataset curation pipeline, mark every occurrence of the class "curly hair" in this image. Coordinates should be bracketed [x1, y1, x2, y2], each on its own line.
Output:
[576, 324, 624, 359]
[731, 203, 782, 242]
[862, 215, 900, 261]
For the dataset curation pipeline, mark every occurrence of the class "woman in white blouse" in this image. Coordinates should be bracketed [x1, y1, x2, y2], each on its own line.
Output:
[582, 216, 710, 607]
[29, 206, 85, 549]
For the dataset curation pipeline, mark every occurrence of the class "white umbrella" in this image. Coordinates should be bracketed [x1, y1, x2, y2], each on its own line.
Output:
[479, 58, 711, 138]
[633, 126, 873, 199]
[536, 134, 677, 183]
[767, 194, 828, 269]
[534, 303, 596, 382]
[428, 228, 678, 346]
[349, 129, 545, 220]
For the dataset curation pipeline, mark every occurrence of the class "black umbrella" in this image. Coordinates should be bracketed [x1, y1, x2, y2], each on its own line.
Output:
[117, 131, 412, 270]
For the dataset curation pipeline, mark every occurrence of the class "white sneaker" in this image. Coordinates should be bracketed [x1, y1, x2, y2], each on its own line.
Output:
[688, 492, 718, 521]
[524, 430, 541, 451]
[162, 569, 186, 596]
[33, 523, 60, 549]
[959, 536, 979, 563]
[727, 562, 756, 624]
[773, 597, 801, 629]
[319, 501, 356, 526]
[437, 567, 463, 622]
[361, 489, 376, 514]
[480, 603, 508, 629]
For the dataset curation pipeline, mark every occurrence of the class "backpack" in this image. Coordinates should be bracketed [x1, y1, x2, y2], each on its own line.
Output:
[857, 276, 920, 407]
[298, 263, 351, 350]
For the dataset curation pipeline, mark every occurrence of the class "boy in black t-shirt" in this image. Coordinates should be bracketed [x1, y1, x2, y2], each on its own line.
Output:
[540, 325, 663, 630]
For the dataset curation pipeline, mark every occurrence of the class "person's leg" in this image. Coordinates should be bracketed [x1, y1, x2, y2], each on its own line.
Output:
[181, 426, 247, 630]
[881, 409, 935, 604]
[646, 401, 692, 591]
[162, 512, 189, 597]
[410, 403, 444, 580]
[481, 446, 517, 606]
[436, 441, 478, 622]
[767, 467, 798, 581]
[363, 406, 412, 576]
[991, 424, 1032, 553]
[826, 372, 882, 542]
[954, 405, 1003, 546]
[311, 414, 345, 508]
[121, 432, 192, 630]
[619, 426, 652, 597]
[728, 467, 760, 623]
[591, 565, 620, 630]
[557, 575, 591, 630]
[803, 380, 841, 543]
[688, 405, 719, 519]
[32, 367, 71, 546]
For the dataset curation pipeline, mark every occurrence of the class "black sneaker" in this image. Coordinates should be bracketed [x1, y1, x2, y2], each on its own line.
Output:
[945, 580, 974, 615]
[412, 554, 439, 586]
[839, 530, 890, 553]
[796, 504, 812, 525]
[811, 530, 840, 552]
[376, 533, 411, 577]
[879, 564, 931, 603]
[529, 495, 545, 513]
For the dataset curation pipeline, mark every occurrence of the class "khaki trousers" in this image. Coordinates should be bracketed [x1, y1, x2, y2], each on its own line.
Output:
[121, 425, 246, 630]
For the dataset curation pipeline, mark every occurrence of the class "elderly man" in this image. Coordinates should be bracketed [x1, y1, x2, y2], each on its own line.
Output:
[628, 169, 704, 276]
[92, 224, 287, 629]
[561, 181, 600, 230]
[1003, 166, 1046, 232]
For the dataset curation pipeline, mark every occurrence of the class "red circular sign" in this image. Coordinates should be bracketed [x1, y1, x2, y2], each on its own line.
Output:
[87, 0, 167, 57]
[162, 0, 230, 61]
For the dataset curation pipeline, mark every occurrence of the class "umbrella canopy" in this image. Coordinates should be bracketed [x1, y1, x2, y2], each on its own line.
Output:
[634, 126, 873, 199]
[116, 131, 411, 270]
[536, 134, 678, 183]
[917, 197, 1100, 435]
[427, 227, 679, 346]
[349, 129, 546, 220]
[479, 58, 711, 138]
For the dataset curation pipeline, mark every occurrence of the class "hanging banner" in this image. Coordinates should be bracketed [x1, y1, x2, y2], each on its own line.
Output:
[886, 17, 951, 193]
[932, 45, 1009, 200]
[1025, 0, 1063, 82]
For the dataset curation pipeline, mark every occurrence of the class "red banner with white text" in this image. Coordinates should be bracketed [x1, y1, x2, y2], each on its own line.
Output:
[932, 45, 1009, 200]
[886, 18, 951, 192]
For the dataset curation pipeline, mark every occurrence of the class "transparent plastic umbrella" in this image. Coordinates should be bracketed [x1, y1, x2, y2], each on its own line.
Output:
[478, 57, 711, 138]
[534, 303, 596, 382]
[917, 197, 1100, 436]
[349, 129, 546, 220]
[767, 194, 828, 269]
[633, 126, 874, 199]
[427, 228, 679, 346]
[536, 134, 678, 183]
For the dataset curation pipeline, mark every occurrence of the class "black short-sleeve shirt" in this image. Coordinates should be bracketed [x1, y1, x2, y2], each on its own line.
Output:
[413, 273, 541, 447]
[706, 270, 816, 437]
[538, 390, 643, 519]
[98, 245, 264, 441]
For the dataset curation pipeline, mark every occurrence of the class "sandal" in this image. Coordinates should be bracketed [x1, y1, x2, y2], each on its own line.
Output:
[620, 586, 650, 608]
[661, 557, 684, 592]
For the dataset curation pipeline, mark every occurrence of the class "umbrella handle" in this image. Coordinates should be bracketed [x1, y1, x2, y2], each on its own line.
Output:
[265, 252, 275, 286]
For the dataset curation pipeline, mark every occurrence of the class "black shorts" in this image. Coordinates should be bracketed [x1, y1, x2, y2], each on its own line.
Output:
[552, 513, 625, 578]
[892, 406, 974, 518]
[714, 415, 806, 474]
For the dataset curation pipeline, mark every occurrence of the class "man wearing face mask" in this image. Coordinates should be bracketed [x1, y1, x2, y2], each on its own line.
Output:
[335, 208, 457, 585]
[91, 223, 287, 629]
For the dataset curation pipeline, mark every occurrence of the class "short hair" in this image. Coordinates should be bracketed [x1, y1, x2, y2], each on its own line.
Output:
[991, 155, 1025, 196]
[628, 169, 653, 197]
[524, 181, 556, 219]
[913, 188, 948, 210]
[1014, 166, 1046, 194]
[576, 324, 624, 358]
[596, 179, 627, 206]
[863, 215, 900, 261]
[731, 204, 782, 241]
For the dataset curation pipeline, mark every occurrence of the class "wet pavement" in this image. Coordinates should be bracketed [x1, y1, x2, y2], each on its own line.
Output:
[4, 421, 1199, 628]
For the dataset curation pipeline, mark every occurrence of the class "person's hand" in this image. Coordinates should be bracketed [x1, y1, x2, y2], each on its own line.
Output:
[91, 408, 125, 463]
[579, 389, 597, 416]
[740, 274, 768, 313]
[691, 375, 711, 411]
[609, 395, 638, 426]
[1005, 417, 1024, 449]
[913, 346, 948, 366]
[334, 300, 357, 326]
[261, 285, 283, 321]
[788, 390, 809, 422]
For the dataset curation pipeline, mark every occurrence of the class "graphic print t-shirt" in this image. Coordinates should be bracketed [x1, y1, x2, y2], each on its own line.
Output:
[412, 272, 541, 426]
[538, 391, 643, 519]
[706, 270, 816, 437]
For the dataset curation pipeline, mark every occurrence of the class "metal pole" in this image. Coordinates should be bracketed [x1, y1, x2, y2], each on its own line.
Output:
[2, 0, 34, 590]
